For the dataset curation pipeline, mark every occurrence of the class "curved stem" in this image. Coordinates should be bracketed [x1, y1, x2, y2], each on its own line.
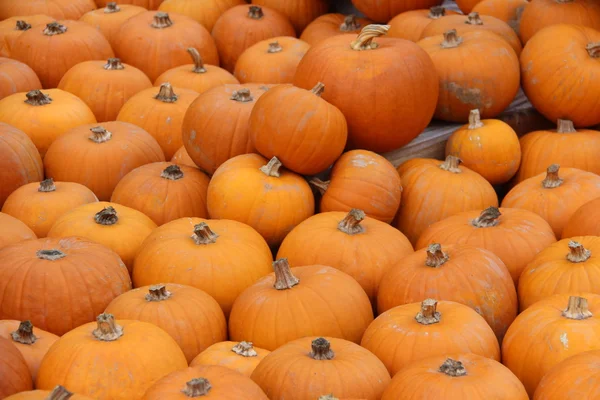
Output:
[94, 206, 118, 225]
[338, 209, 366, 235]
[340, 15, 361, 32]
[567, 241, 591, 263]
[260, 157, 282, 177]
[230, 89, 253, 102]
[562, 296, 593, 320]
[429, 5, 446, 19]
[10, 321, 37, 345]
[415, 298, 441, 325]
[232, 341, 258, 357]
[104, 58, 125, 70]
[541, 164, 563, 188]
[439, 358, 467, 377]
[36, 249, 66, 261]
[38, 178, 56, 192]
[46, 386, 75, 400]
[310, 178, 329, 195]
[471, 207, 501, 228]
[441, 29, 463, 49]
[191, 223, 219, 245]
[92, 313, 124, 341]
[273, 259, 300, 290]
[182, 378, 211, 397]
[155, 82, 178, 103]
[104, 2, 121, 13]
[556, 119, 576, 133]
[587, 43, 600, 58]
[151, 12, 173, 29]
[248, 5, 264, 19]
[89, 126, 113, 143]
[267, 41, 283, 53]
[145, 284, 172, 301]
[161, 165, 184, 180]
[25, 90, 52, 106]
[43, 22, 67, 36]
[425, 244, 449, 267]
[350, 24, 390, 51]
[311, 82, 325, 97]
[310, 337, 335, 360]
[439, 155, 462, 173]
[187, 48, 206, 73]
[466, 12, 483, 25]
[15, 20, 31, 31]
[467, 109, 484, 129]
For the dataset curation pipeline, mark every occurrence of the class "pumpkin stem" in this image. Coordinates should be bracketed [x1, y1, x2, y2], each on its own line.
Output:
[541, 164, 563, 189]
[94, 206, 118, 225]
[230, 88, 253, 102]
[92, 313, 123, 341]
[248, 5, 264, 19]
[310, 178, 330, 195]
[441, 29, 463, 48]
[338, 209, 366, 235]
[340, 15, 361, 31]
[89, 126, 113, 143]
[36, 249, 66, 261]
[273, 258, 300, 290]
[231, 341, 258, 357]
[350, 24, 390, 51]
[145, 284, 172, 301]
[15, 20, 31, 31]
[467, 109, 484, 129]
[311, 82, 325, 97]
[310, 337, 335, 360]
[318, 396, 339, 400]
[260, 156, 282, 177]
[46, 385, 75, 400]
[439, 358, 467, 377]
[439, 155, 462, 173]
[155, 82, 178, 103]
[267, 41, 283, 53]
[415, 298, 441, 325]
[182, 378, 211, 397]
[187, 48, 207, 73]
[567, 241, 592, 263]
[104, 58, 125, 70]
[429, 6, 446, 19]
[191, 223, 219, 244]
[38, 178, 56, 192]
[24, 90, 52, 106]
[587, 43, 600, 58]
[471, 206, 501, 228]
[43, 22, 67, 35]
[466, 12, 483, 25]
[425, 243, 449, 267]
[104, 2, 121, 13]
[161, 165, 184, 180]
[556, 119, 576, 133]
[562, 296, 593, 320]
[10, 320, 37, 345]
[151, 12, 173, 29]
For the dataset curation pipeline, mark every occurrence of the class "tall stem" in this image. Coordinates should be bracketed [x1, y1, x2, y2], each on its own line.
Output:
[46, 386, 75, 400]
[310, 178, 329, 195]
[556, 119, 576, 133]
[92, 313, 124, 341]
[467, 109, 484, 129]
[187, 48, 207, 73]
[439, 155, 462, 173]
[562, 296, 593, 320]
[350, 24, 390, 51]
[541, 164, 563, 188]
[273, 259, 300, 290]
[338, 209, 366, 235]
[415, 299, 441, 325]
[311, 82, 325, 97]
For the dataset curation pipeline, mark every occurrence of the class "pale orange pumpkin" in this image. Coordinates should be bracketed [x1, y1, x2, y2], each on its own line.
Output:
[190, 341, 270, 377]
[0, 0, 96, 20]
[79, 3, 146, 48]
[472, 0, 528, 34]
[0, 213, 36, 250]
[534, 350, 600, 400]
[387, 6, 460, 42]
[351, 0, 444, 22]
[171, 146, 198, 168]
[0, 15, 53, 57]
[563, 198, 600, 238]
[300, 13, 372, 46]
[0, 58, 41, 100]
[4, 386, 93, 400]
[158, 0, 244, 32]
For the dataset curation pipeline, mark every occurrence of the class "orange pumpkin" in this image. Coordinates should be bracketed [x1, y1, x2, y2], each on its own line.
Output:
[43, 122, 165, 201]
[502, 165, 600, 238]
[534, 350, 600, 400]
[207, 154, 315, 246]
[445, 109, 522, 184]
[0, 0, 95, 20]
[251, 336, 391, 399]
[294, 24, 439, 153]
[158, 0, 245, 32]
[351, 0, 444, 22]
[520, 25, 600, 128]
[0, 123, 43, 207]
[58, 58, 153, 123]
[0, 58, 41, 100]
[0, 213, 36, 249]
[0, 15, 53, 57]
[0, 89, 96, 158]
[113, 11, 219, 82]
[47, 202, 157, 274]
[190, 341, 270, 377]
[387, 6, 459, 42]
[252, 0, 328, 34]
[212, 5, 296, 72]
[171, 146, 198, 168]
[0, 336, 33, 398]
[300, 13, 372, 46]
[132, 217, 273, 317]
[563, 198, 600, 238]
[95, 0, 164, 10]
[0, 237, 131, 336]
[79, 3, 146, 48]
[394, 155, 498, 245]
[502, 294, 600, 396]
[472, 0, 528, 34]
[4, 386, 93, 400]
[2, 179, 98, 238]
[416, 207, 557, 284]
[36, 313, 187, 400]
[454, 0, 484, 13]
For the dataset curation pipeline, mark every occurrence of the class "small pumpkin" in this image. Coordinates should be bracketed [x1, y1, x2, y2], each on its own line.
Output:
[387, 6, 459, 42]
[252, 0, 328, 34]
[0, 213, 36, 250]
[207, 155, 315, 247]
[563, 198, 600, 238]
[2, 179, 98, 238]
[58, 58, 153, 123]
[445, 109, 522, 184]
[36, 313, 188, 400]
[251, 336, 391, 400]
[190, 341, 270, 377]
[79, 3, 146, 48]
[171, 146, 197, 168]
[0, 336, 33, 398]
[0, 16, 53, 57]
[95, 0, 164, 10]
[534, 350, 600, 400]
[0, 0, 95, 20]
[300, 13, 372, 46]
[43, 122, 165, 201]
[158, 0, 245, 32]
[472, 0, 528, 34]
[4, 385, 93, 400]
[351, 0, 444, 22]
[0, 58, 41, 100]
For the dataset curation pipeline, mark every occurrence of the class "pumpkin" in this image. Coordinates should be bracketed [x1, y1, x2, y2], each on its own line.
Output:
[387, 6, 459, 42]
[212, 5, 296, 72]
[11, 21, 114, 89]
[47, 202, 157, 274]
[0, 123, 43, 207]
[132, 217, 273, 317]
[105, 284, 227, 363]
[36, 313, 187, 400]
[394, 155, 498, 245]
[142, 364, 269, 400]
[563, 198, 600, 238]
[111, 163, 209, 226]
[362, 299, 500, 376]
[381, 353, 528, 399]
[252, 0, 328, 34]
[502, 164, 600, 238]
[43, 122, 165, 201]
[455, 0, 484, 13]
[0, 237, 131, 336]
[0, 320, 59, 382]
[251, 336, 391, 400]
[277, 210, 413, 304]
[190, 341, 270, 377]
[0, 58, 41, 100]
[351, 0, 444, 22]
[4, 386, 93, 400]
[534, 350, 600, 400]
[113, 11, 219, 82]
[0, 336, 33, 398]
[472, 0, 528, 34]
[421, 12, 522, 56]
[502, 294, 600, 396]
[234, 37, 310, 84]
[158, 0, 245, 32]
[95, 0, 164, 10]
[294, 24, 439, 153]
[300, 13, 372, 46]
[117, 83, 199, 159]
[79, 3, 146, 48]
[0, 0, 95, 20]
[155, 48, 239, 94]
[58, 58, 153, 123]
[311, 150, 402, 224]
[229, 260, 374, 350]
[2, 179, 98, 238]
[445, 109, 522, 184]
[0, 213, 36, 249]
[520, 25, 600, 128]
[171, 146, 198, 168]
[416, 207, 557, 284]
[0, 89, 96, 158]
[378, 243, 517, 341]
[0, 15, 53, 57]
[207, 155, 315, 246]
[182, 84, 269, 175]
[417, 30, 520, 123]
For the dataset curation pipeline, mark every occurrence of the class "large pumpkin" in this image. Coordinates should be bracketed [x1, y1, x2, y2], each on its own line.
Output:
[251, 336, 391, 400]
[158, 0, 244, 32]
[0, 336, 33, 398]
[387, 6, 459, 42]
[79, 3, 146, 48]
[394, 155, 498, 245]
[253, 0, 328, 34]
[132, 217, 273, 317]
[0, 58, 41, 100]
[563, 198, 600, 238]
[95, 0, 164, 10]
[351, 0, 444, 22]
[36, 313, 187, 400]
[300, 13, 372, 46]
[171, 146, 197, 168]
[0, 0, 95, 20]
[43, 122, 165, 201]
[472, 0, 528, 34]
[0, 16, 54, 57]
[4, 386, 93, 400]
[294, 24, 439, 153]
[0, 213, 36, 250]
[534, 350, 600, 400]
[0, 237, 131, 336]
[190, 341, 270, 377]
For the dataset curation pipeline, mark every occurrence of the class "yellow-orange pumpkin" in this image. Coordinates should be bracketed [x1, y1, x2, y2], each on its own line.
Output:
[534, 350, 600, 400]
[0, 336, 33, 398]
[190, 341, 270, 377]
[0, 0, 95, 20]
[563, 198, 600, 239]
[4, 386, 93, 400]
[79, 3, 146, 48]
[171, 146, 197, 168]
[472, 0, 528, 34]
[387, 6, 459, 42]
[0, 16, 54, 57]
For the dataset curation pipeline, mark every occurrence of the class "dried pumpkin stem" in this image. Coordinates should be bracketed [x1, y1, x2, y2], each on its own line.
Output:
[439, 358, 467, 377]
[310, 178, 329, 195]
[11, 321, 37, 345]
[191, 223, 219, 245]
[439, 155, 462, 173]
[155, 83, 178, 103]
[187, 48, 207, 73]
[340, 15, 361, 31]
[466, 12, 483, 25]
[182, 378, 211, 397]
[260, 157, 282, 177]
[151, 12, 173, 29]
[350, 24, 390, 51]
[310, 337, 335, 360]
[161, 165, 184, 180]
[230, 88, 253, 102]
[587, 43, 600, 58]
[104, 2, 121, 13]
[46, 385, 75, 400]
[441, 29, 463, 48]
[36, 249, 66, 261]
[15, 20, 31, 31]
[94, 206, 118, 225]
[567, 241, 591, 263]
[311, 82, 325, 97]
[25, 90, 52, 106]
[273, 259, 300, 290]
[92, 313, 124, 341]
[145, 284, 172, 301]
[471, 207, 501, 228]
[415, 298, 441, 325]
[338, 209, 366, 235]
[467, 109, 484, 129]
[248, 5, 264, 19]
[232, 341, 258, 357]
[556, 119, 576, 133]
[267, 41, 283, 53]
[43, 22, 67, 35]
[89, 126, 113, 143]
[429, 6, 446, 19]
[104, 58, 125, 70]
[541, 164, 563, 188]
[562, 296, 593, 320]
[38, 178, 56, 192]
[426, 244, 449, 267]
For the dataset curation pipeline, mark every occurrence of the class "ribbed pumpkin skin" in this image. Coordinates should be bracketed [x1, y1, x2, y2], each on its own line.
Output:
[79, 4, 147, 48]
[387, 8, 460, 42]
[300, 13, 372, 46]
[350, 0, 444, 22]
[0, 16, 54, 57]
[252, 0, 328, 33]
[472, 0, 528, 34]
[158, 0, 245, 32]
[0, 0, 96, 20]
[563, 198, 600, 239]
[0, 336, 33, 398]
[0, 58, 41, 100]
[0, 237, 132, 336]
[534, 350, 600, 400]
[0, 213, 36, 250]
[190, 341, 270, 377]
[4, 390, 93, 400]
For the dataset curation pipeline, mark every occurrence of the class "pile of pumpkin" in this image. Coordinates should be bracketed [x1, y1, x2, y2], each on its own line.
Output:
[1, 0, 600, 398]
